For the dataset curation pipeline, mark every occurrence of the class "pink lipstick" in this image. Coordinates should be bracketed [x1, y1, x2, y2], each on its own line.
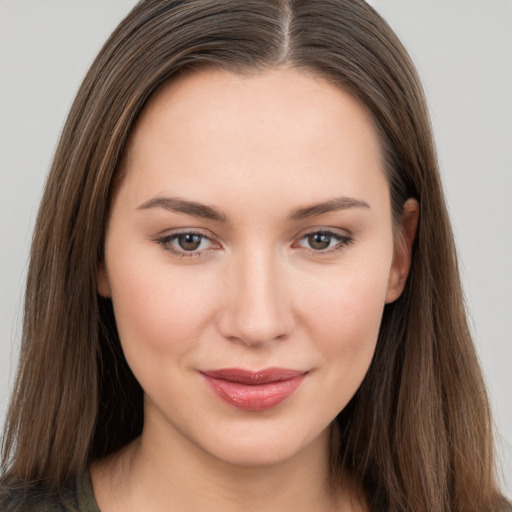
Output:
[201, 368, 306, 411]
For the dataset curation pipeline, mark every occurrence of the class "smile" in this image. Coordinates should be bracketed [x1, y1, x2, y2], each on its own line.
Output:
[200, 368, 307, 411]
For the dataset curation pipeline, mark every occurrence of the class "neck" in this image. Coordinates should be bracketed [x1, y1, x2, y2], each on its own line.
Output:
[91, 419, 357, 512]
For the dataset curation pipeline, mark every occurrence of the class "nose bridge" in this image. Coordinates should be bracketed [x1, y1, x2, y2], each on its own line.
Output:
[219, 243, 293, 346]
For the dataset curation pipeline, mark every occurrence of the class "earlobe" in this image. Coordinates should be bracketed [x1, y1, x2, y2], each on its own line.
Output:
[97, 262, 112, 298]
[385, 198, 419, 304]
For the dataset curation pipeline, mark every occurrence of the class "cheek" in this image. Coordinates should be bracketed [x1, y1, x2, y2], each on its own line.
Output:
[106, 250, 219, 369]
[296, 258, 391, 397]
[302, 256, 390, 338]
[312, 285, 384, 361]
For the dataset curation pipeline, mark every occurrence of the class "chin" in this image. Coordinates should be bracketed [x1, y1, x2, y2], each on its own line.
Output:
[195, 420, 330, 469]
[211, 441, 305, 468]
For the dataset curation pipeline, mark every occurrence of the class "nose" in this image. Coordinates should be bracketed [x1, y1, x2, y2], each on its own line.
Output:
[216, 247, 295, 347]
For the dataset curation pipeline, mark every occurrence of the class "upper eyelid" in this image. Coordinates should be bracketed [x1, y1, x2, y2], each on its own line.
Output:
[295, 226, 351, 238]
[157, 226, 213, 237]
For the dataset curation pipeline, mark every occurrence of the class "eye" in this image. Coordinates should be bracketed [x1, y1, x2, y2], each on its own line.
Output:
[157, 231, 216, 258]
[156, 229, 351, 258]
[296, 230, 352, 253]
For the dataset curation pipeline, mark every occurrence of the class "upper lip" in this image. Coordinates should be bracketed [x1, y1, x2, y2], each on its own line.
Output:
[200, 367, 307, 385]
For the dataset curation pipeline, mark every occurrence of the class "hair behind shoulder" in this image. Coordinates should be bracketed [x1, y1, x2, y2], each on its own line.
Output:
[1, 1, 509, 510]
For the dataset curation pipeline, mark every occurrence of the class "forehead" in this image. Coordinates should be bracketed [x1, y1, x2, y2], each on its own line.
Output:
[118, 66, 388, 216]
[131, 66, 378, 145]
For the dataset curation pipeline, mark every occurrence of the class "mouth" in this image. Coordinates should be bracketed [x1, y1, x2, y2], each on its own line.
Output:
[200, 368, 307, 411]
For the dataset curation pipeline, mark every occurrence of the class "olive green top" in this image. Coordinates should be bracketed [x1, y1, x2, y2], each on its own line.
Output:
[0, 473, 99, 512]
[3, 473, 511, 512]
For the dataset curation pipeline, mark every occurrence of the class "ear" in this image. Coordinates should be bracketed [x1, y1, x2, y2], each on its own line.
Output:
[385, 198, 419, 304]
[97, 261, 112, 298]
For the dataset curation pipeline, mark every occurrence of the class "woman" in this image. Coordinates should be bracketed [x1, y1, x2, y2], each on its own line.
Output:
[1, 0, 509, 510]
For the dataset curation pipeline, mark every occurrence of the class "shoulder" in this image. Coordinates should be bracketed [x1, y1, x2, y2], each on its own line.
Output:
[0, 473, 98, 512]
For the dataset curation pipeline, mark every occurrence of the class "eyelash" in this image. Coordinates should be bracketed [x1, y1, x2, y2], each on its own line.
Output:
[155, 229, 353, 259]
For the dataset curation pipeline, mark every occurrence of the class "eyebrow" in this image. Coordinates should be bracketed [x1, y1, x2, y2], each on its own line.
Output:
[138, 196, 228, 222]
[137, 196, 370, 222]
[288, 196, 370, 221]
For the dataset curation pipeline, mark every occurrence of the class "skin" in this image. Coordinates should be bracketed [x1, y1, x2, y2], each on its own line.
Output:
[93, 67, 418, 512]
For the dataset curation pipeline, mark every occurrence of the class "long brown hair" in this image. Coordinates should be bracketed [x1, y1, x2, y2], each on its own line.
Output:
[1, 1, 507, 510]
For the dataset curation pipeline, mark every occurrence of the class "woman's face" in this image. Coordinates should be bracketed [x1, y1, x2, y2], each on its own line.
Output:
[99, 67, 411, 467]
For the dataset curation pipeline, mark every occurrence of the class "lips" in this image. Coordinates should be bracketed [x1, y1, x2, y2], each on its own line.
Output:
[201, 368, 307, 411]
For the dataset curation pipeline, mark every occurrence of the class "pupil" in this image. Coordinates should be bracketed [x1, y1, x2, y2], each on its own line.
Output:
[309, 233, 330, 250]
[178, 234, 201, 251]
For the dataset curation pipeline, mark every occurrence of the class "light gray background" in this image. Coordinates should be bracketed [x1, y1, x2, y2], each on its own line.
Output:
[1, 0, 511, 497]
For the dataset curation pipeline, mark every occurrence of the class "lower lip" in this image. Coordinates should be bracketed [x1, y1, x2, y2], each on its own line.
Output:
[202, 374, 306, 411]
